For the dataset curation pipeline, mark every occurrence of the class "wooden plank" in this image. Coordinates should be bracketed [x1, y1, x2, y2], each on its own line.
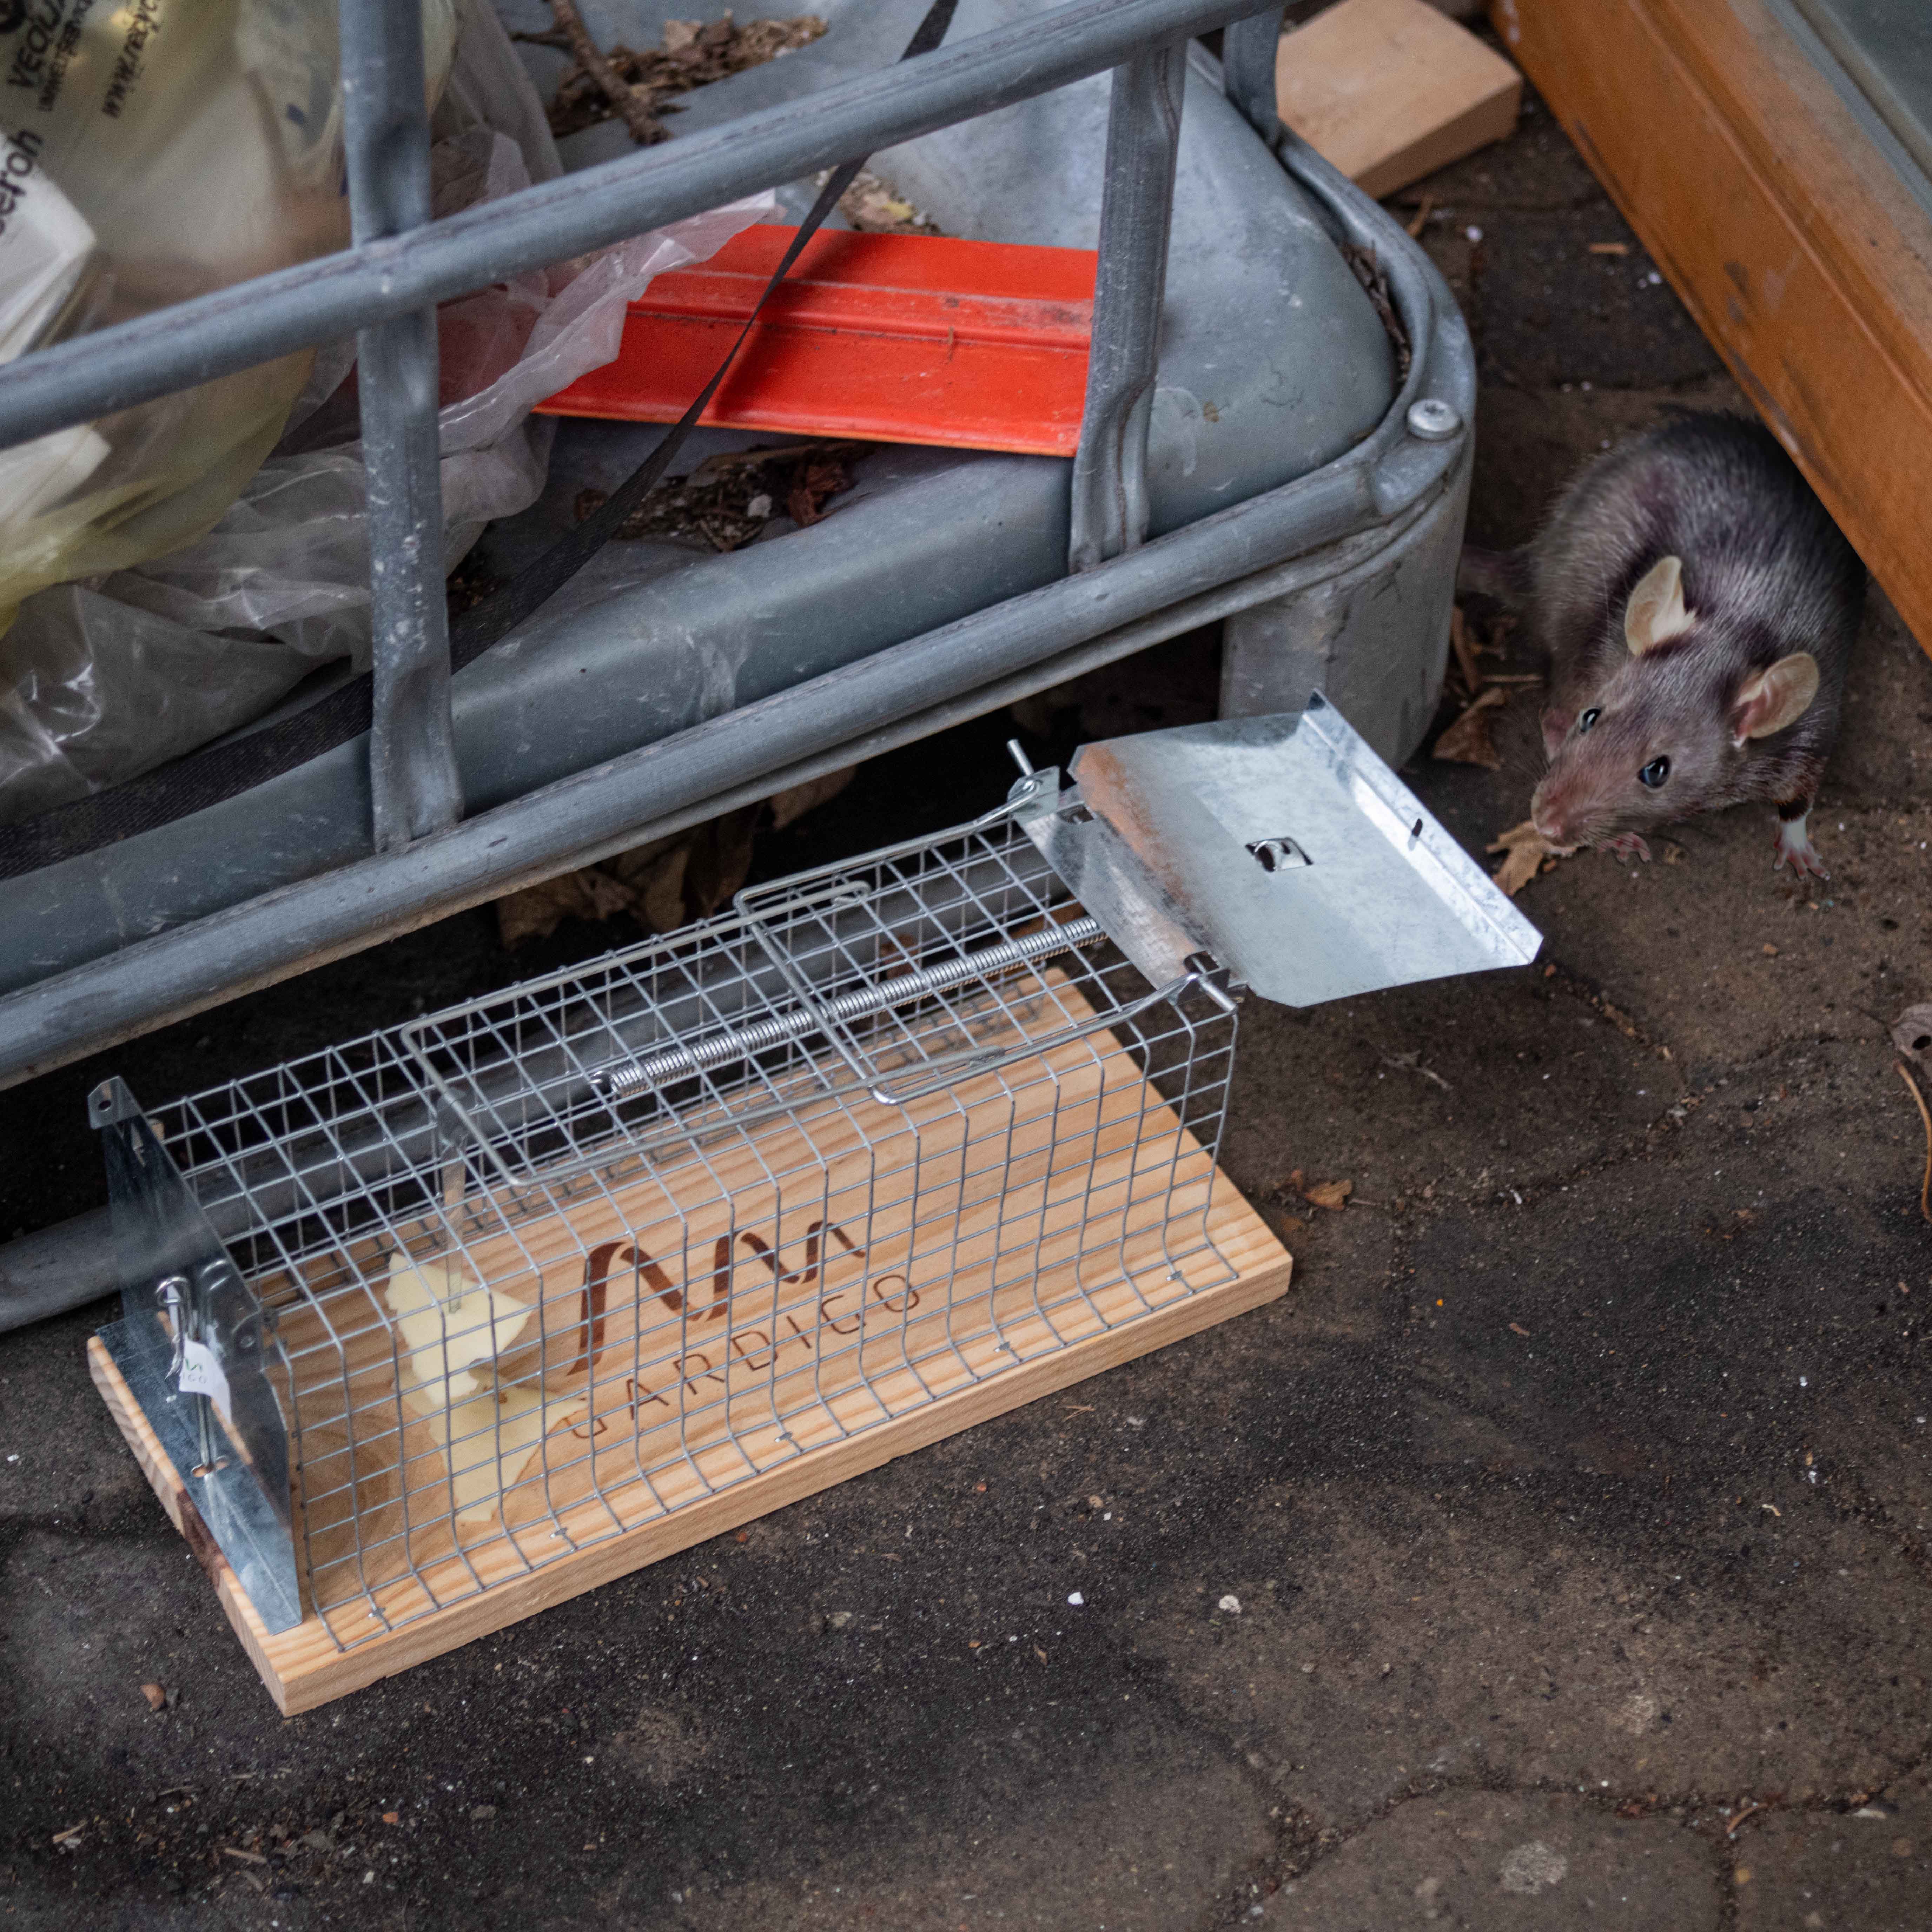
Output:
[1491, 0, 1932, 665]
[1278, 0, 1521, 199]
[90, 997, 1291, 1713]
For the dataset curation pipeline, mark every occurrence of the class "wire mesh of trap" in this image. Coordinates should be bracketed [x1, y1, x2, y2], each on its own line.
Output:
[154, 809, 1239, 1645]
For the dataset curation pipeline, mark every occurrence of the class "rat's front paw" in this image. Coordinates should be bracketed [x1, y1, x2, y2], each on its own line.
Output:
[1772, 813, 1828, 881]
[1607, 833, 1652, 864]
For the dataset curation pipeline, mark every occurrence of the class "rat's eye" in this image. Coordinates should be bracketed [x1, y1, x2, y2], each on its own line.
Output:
[1639, 757, 1670, 788]
[1578, 708, 1601, 734]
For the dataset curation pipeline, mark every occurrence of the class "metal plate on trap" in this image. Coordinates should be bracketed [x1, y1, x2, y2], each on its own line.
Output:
[1014, 696, 1541, 1007]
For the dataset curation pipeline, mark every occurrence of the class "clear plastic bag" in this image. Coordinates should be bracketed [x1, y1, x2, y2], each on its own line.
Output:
[0, 0, 771, 824]
[0, 0, 460, 633]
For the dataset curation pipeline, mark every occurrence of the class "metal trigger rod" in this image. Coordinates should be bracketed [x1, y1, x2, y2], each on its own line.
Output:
[587, 917, 1105, 1101]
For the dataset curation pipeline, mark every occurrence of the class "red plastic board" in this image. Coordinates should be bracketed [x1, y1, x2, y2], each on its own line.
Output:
[535, 225, 1098, 456]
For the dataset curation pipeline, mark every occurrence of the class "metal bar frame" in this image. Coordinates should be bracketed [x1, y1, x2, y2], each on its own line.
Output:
[0, 0, 1279, 448]
[1068, 37, 1189, 571]
[0, 126, 1467, 1091]
[340, 0, 464, 847]
[1220, 5, 1285, 145]
[0, 0, 1303, 919]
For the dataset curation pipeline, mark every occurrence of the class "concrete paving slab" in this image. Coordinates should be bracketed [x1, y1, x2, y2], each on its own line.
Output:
[1734, 1765, 1932, 1932]
[1266, 1790, 1721, 1929]
[1469, 209, 1728, 392]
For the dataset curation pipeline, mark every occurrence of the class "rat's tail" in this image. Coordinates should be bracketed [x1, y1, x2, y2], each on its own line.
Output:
[1457, 544, 1531, 604]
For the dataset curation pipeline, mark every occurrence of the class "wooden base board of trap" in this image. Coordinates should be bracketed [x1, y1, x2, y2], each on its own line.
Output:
[88, 1172, 1288, 1714]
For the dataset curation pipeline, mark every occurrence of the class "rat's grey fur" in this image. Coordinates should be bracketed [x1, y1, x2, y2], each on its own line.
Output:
[1506, 414, 1862, 862]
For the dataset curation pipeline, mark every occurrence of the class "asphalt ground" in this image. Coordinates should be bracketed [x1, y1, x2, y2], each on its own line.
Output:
[4, 64, 1932, 1932]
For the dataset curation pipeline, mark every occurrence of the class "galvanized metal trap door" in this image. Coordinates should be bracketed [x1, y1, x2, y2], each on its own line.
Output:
[91, 1076, 302, 1631]
[1013, 696, 1541, 1005]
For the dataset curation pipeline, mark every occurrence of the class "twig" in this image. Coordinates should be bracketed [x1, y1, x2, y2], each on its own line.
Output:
[1405, 193, 1435, 240]
[1897, 1059, 1932, 1223]
[1383, 1050, 1452, 1093]
[547, 0, 664, 144]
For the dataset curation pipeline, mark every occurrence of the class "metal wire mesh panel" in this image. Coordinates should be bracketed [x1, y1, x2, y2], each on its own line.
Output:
[146, 809, 1239, 1651]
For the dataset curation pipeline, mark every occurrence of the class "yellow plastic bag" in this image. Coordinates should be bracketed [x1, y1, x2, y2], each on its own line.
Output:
[0, 0, 457, 636]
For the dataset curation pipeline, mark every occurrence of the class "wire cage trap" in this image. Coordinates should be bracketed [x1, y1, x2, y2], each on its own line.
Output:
[87, 699, 1537, 1709]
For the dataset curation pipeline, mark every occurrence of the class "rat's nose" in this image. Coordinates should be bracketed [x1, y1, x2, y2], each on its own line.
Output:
[1530, 788, 1568, 847]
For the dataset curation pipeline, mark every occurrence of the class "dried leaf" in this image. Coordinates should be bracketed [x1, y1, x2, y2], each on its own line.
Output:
[496, 782, 854, 950]
[1487, 818, 1561, 898]
[770, 766, 855, 831]
[1433, 686, 1507, 768]
[140, 1682, 166, 1712]
[1489, 847, 1541, 896]
[1340, 241, 1411, 380]
[637, 843, 692, 935]
[576, 439, 862, 551]
[1490, 819, 1550, 852]
[542, 12, 827, 141]
[600, 831, 682, 892]
[494, 869, 635, 949]
[1304, 1178, 1353, 1212]
[788, 457, 852, 527]
[495, 876, 592, 950]
[836, 168, 941, 235]
[1448, 603, 1483, 696]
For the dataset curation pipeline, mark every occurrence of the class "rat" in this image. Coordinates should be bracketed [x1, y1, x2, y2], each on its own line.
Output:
[1461, 413, 1865, 877]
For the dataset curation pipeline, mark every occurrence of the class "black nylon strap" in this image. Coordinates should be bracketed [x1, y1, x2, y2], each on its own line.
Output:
[0, 0, 958, 883]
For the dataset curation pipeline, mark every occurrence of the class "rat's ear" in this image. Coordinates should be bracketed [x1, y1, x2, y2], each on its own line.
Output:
[1731, 653, 1819, 743]
[1625, 556, 1694, 653]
